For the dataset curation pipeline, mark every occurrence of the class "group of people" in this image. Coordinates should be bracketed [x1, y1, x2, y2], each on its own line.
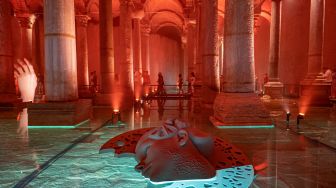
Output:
[156, 72, 196, 96]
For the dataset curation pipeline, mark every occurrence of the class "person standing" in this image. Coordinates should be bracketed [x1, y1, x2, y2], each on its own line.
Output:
[331, 69, 336, 98]
[157, 72, 165, 96]
[90, 71, 98, 93]
[188, 72, 196, 94]
[178, 74, 184, 94]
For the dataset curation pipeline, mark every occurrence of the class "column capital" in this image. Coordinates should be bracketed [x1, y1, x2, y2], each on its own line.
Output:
[76, 15, 91, 27]
[141, 23, 151, 36]
[120, 0, 132, 7]
[15, 13, 36, 29]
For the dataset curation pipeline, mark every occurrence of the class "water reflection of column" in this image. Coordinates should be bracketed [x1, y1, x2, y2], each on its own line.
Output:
[0, 0, 16, 100]
[44, 0, 78, 101]
[223, 0, 255, 92]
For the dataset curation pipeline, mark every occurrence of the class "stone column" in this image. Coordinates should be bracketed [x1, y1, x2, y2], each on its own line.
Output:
[223, 0, 255, 92]
[141, 22, 151, 74]
[99, 0, 115, 94]
[75, 15, 90, 95]
[44, 0, 78, 101]
[195, 0, 202, 80]
[200, 0, 220, 91]
[306, 0, 325, 78]
[133, 18, 142, 73]
[119, 0, 134, 97]
[0, 0, 16, 103]
[300, 0, 329, 106]
[264, 0, 284, 98]
[16, 14, 36, 62]
[186, 21, 196, 76]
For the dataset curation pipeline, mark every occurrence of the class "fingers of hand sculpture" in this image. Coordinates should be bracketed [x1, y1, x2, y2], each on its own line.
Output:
[23, 58, 35, 75]
[14, 60, 25, 75]
[14, 59, 37, 102]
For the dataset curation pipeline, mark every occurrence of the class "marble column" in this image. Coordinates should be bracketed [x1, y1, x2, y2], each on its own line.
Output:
[300, 0, 329, 106]
[195, 0, 202, 80]
[119, 0, 134, 96]
[16, 14, 36, 63]
[133, 18, 142, 73]
[44, 0, 78, 101]
[75, 15, 90, 95]
[141, 22, 151, 75]
[264, 0, 284, 98]
[306, 0, 325, 78]
[99, 0, 115, 94]
[0, 0, 16, 102]
[186, 21, 196, 76]
[223, 0, 255, 92]
[200, 0, 220, 91]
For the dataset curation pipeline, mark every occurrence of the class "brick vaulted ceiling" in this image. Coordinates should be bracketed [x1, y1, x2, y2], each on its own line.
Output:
[8, 0, 271, 36]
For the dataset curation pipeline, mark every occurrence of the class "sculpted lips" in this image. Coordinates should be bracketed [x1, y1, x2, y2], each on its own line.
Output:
[135, 159, 152, 177]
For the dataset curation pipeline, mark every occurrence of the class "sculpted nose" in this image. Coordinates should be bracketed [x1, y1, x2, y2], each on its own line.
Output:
[135, 161, 145, 172]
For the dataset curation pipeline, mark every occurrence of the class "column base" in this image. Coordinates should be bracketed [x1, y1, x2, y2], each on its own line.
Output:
[79, 88, 93, 98]
[210, 93, 273, 128]
[27, 99, 92, 127]
[300, 79, 331, 106]
[94, 93, 133, 110]
[0, 94, 19, 107]
[264, 82, 284, 98]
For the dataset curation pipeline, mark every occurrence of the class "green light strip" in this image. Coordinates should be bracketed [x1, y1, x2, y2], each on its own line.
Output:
[217, 125, 274, 129]
[28, 119, 90, 129]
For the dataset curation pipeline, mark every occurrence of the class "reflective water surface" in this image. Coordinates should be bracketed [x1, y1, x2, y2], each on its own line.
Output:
[1, 99, 336, 187]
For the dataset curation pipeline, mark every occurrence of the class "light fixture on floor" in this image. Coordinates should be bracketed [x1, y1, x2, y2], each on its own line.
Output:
[104, 109, 125, 127]
[286, 112, 291, 130]
[296, 113, 304, 129]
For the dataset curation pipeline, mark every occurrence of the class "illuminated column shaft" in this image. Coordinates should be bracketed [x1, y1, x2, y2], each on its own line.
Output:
[141, 23, 151, 74]
[44, 0, 78, 101]
[186, 22, 196, 76]
[306, 0, 325, 78]
[99, 0, 115, 93]
[268, 0, 281, 81]
[76, 15, 90, 90]
[223, 0, 255, 92]
[120, 0, 134, 94]
[133, 18, 142, 73]
[0, 0, 15, 94]
[195, 0, 202, 80]
[200, 0, 219, 91]
[16, 14, 36, 63]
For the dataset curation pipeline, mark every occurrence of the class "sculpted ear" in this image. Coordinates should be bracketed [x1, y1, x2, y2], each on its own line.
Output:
[177, 130, 189, 147]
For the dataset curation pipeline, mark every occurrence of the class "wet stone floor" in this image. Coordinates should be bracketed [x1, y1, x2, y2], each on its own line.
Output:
[0, 99, 336, 188]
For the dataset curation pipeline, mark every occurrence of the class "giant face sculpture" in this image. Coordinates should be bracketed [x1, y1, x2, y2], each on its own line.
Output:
[100, 119, 254, 187]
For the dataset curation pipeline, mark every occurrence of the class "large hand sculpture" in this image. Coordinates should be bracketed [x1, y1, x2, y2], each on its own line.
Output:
[100, 119, 254, 187]
[14, 59, 37, 102]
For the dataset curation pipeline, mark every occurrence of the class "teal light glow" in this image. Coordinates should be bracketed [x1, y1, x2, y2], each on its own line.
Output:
[147, 165, 254, 188]
[217, 125, 274, 129]
[28, 119, 90, 129]
[106, 121, 127, 128]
